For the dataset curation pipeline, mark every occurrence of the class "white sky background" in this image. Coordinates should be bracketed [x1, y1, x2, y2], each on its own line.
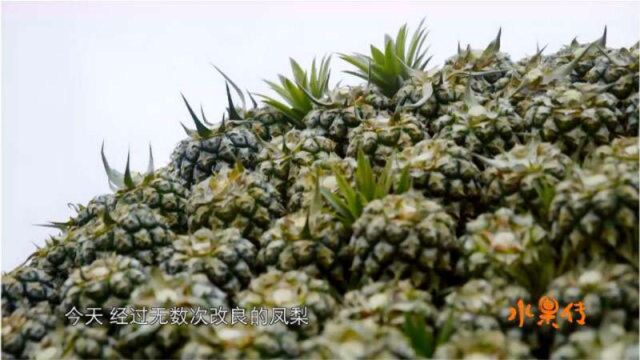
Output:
[2, 1, 639, 271]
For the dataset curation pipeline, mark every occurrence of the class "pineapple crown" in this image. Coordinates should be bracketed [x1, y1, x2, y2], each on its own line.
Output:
[258, 56, 332, 126]
[403, 312, 455, 358]
[100, 142, 154, 191]
[452, 28, 503, 67]
[340, 19, 431, 97]
[509, 28, 606, 98]
[320, 149, 411, 226]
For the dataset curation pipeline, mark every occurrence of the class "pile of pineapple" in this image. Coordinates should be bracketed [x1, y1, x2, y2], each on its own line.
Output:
[2, 22, 639, 359]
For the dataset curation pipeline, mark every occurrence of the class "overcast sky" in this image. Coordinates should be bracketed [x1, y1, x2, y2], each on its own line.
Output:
[2, 1, 639, 271]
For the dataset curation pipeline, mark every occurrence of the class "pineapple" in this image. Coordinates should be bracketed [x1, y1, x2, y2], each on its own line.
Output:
[170, 95, 262, 187]
[79, 203, 176, 266]
[235, 270, 338, 337]
[345, 110, 427, 168]
[1, 303, 58, 359]
[2, 265, 58, 314]
[436, 279, 534, 343]
[398, 138, 483, 222]
[257, 128, 336, 197]
[339, 280, 437, 327]
[187, 164, 285, 244]
[479, 141, 573, 218]
[460, 208, 553, 295]
[101, 145, 190, 231]
[523, 83, 623, 158]
[179, 323, 300, 360]
[550, 324, 639, 360]
[329, 84, 393, 110]
[162, 228, 257, 294]
[257, 210, 350, 290]
[350, 191, 460, 290]
[549, 162, 638, 265]
[304, 105, 371, 153]
[619, 91, 638, 135]
[214, 66, 291, 141]
[58, 254, 147, 314]
[547, 262, 638, 336]
[63, 194, 116, 230]
[442, 29, 514, 94]
[302, 318, 416, 359]
[115, 270, 228, 358]
[287, 156, 356, 212]
[433, 329, 532, 359]
[584, 136, 639, 170]
[432, 87, 525, 156]
[34, 324, 121, 359]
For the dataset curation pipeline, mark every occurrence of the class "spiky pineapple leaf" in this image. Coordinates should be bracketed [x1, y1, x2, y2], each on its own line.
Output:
[403, 313, 434, 358]
[259, 56, 331, 125]
[340, 19, 429, 97]
[321, 151, 410, 226]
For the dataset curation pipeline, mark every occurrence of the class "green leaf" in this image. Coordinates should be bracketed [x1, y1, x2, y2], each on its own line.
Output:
[321, 188, 354, 225]
[181, 93, 213, 138]
[225, 82, 243, 120]
[403, 313, 434, 358]
[396, 166, 412, 194]
[123, 151, 135, 189]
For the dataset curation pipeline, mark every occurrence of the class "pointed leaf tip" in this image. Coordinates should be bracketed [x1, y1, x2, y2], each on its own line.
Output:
[225, 82, 243, 120]
[181, 93, 212, 138]
[124, 151, 135, 189]
[147, 145, 154, 175]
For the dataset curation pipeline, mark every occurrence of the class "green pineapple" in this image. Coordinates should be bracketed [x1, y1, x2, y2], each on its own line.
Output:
[547, 262, 638, 336]
[235, 270, 338, 337]
[339, 280, 437, 327]
[437, 279, 532, 337]
[329, 84, 393, 110]
[460, 208, 554, 295]
[287, 156, 356, 212]
[257, 210, 350, 290]
[179, 323, 300, 360]
[549, 162, 638, 265]
[257, 128, 336, 197]
[398, 138, 483, 222]
[115, 270, 228, 358]
[187, 164, 285, 244]
[442, 29, 514, 95]
[304, 105, 372, 153]
[162, 228, 257, 294]
[213, 66, 291, 141]
[550, 324, 639, 360]
[433, 329, 532, 359]
[1, 303, 58, 359]
[432, 86, 525, 156]
[350, 191, 460, 290]
[64, 194, 116, 230]
[101, 145, 190, 231]
[79, 203, 176, 266]
[584, 45, 639, 101]
[59, 254, 147, 314]
[479, 141, 573, 219]
[619, 91, 638, 135]
[170, 94, 262, 187]
[584, 136, 639, 170]
[523, 83, 623, 158]
[345, 110, 427, 168]
[2, 265, 59, 314]
[34, 324, 121, 360]
[302, 319, 416, 359]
